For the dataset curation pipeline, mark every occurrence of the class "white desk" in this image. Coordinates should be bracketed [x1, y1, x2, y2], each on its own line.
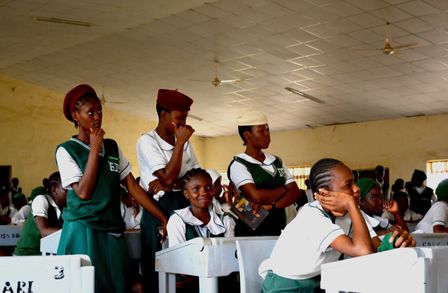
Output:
[0, 254, 94, 293]
[155, 236, 278, 293]
[0, 225, 21, 246]
[412, 232, 448, 247]
[321, 247, 448, 293]
[40, 229, 141, 259]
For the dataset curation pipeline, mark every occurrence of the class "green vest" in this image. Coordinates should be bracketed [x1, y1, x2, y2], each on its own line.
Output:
[14, 196, 63, 255]
[229, 155, 288, 236]
[57, 138, 124, 232]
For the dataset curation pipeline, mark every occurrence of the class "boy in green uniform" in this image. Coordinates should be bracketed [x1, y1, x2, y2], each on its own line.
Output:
[56, 84, 167, 293]
[14, 171, 66, 255]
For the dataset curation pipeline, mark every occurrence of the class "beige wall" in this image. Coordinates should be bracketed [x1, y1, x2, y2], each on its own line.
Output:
[203, 114, 448, 183]
[0, 75, 205, 195]
[2, 75, 447, 194]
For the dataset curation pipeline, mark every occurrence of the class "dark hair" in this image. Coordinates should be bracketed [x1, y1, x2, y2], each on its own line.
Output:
[393, 190, 408, 201]
[238, 125, 253, 145]
[182, 168, 212, 189]
[156, 104, 170, 117]
[47, 171, 61, 193]
[72, 93, 100, 128]
[309, 158, 344, 194]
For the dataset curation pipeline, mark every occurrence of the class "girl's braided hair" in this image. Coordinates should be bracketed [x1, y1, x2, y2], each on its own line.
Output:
[309, 158, 343, 194]
[182, 168, 212, 189]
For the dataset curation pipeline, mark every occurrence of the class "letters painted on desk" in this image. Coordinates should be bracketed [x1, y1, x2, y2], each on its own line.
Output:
[2, 281, 33, 293]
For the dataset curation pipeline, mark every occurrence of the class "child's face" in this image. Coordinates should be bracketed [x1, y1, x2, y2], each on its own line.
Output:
[329, 164, 360, 200]
[361, 185, 383, 215]
[183, 175, 214, 209]
[73, 98, 102, 131]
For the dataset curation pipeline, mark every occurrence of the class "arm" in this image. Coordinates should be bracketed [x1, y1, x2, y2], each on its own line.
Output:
[434, 225, 448, 232]
[121, 173, 168, 239]
[70, 128, 104, 200]
[318, 189, 375, 257]
[384, 200, 409, 231]
[153, 124, 194, 187]
[34, 216, 60, 237]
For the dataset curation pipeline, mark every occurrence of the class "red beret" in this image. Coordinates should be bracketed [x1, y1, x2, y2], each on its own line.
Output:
[157, 89, 193, 112]
[63, 84, 98, 122]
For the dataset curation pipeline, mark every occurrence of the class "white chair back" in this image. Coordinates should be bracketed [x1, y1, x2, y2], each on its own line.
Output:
[236, 237, 277, 293]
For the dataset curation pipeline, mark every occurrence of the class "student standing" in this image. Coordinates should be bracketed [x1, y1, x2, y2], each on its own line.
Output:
[56, 84, 167, 293]
[137, 89, 200, 292]
[227, 111, 300, 236]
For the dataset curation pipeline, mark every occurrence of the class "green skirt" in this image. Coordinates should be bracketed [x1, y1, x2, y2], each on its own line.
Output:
[262, 270, 324, 293]
[57, 221, 130, 293]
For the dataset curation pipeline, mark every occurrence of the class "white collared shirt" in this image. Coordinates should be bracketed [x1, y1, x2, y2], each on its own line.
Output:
[229, 152, 294, 189]
[167, 205, 234, 247]
[136, 129, 200, 192]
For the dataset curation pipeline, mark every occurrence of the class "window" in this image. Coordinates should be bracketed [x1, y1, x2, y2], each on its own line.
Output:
[426, 159, 448, 190]
[288, 166, 311, 190]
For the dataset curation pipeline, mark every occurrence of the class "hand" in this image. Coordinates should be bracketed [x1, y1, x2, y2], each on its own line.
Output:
[315, 188, 355, 217]
[148, 180, 170, 195]
[389, 229, 416, 248]
[89, 127, 104, 152]
[222, 184, 239, 205]
[172, 122, 194, 144]
[384, 199, 399, 213]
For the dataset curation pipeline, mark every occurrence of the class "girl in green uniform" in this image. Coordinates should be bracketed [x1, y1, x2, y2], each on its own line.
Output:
[56, 84, 168, 293]
[14, 171, 66, 256]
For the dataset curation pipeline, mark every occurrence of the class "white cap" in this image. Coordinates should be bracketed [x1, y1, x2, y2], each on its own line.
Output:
[236, 111, 268, 126]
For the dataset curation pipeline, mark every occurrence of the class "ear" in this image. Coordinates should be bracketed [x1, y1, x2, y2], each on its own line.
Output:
[242, 129, 252, 142]
[72, 110, 79, 122]
[183, 189, 189, 199]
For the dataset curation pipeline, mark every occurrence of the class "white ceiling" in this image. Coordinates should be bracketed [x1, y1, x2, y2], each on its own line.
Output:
[1, 0, 448, 136]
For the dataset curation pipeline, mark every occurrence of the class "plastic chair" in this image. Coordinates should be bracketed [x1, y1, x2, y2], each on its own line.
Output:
[236, 237, 277, 293]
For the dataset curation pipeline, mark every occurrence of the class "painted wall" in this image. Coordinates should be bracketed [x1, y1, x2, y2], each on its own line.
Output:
[0, 75, 205, 196]
[203, 114, 448, 183]
[1, 75, 447, 194]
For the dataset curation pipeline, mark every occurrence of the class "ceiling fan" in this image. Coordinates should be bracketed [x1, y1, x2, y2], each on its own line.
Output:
[354, 22, 418, 55]
[99, 89, 125, 106]
[194, 58, 247, 87]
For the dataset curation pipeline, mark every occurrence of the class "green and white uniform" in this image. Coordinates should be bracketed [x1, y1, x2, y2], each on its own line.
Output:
[56, 137, 131, 293]
[261, 201, 376, 292]
[228, 152, 295, 236]
[14, 194, 63, 256]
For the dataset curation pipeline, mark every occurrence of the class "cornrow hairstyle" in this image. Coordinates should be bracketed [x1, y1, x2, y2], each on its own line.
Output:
[238, 125, 253, 145]
[72, 93, 100, 128]
[47, 171, 61, 194]
[309, 158, 344, 194]
[182, 168, 212, 189]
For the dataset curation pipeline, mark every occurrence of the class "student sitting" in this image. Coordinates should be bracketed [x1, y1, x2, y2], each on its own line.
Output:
[415, 178, 448, 233]
[260, 158, 415, 293]
[382, 191, 422, 222]
[167, 168, 236, 292]
[14, 172, 66, 255]
[356, 178, 409, 233]
[0, 188, 12, 224]
[10, 192, 31, 225]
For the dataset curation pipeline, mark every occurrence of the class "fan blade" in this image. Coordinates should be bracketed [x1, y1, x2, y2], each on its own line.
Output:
[394, 42, 418, 50]
[220, 78, 246, 84]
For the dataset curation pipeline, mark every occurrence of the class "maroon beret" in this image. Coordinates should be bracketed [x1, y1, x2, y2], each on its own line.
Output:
[63, 84, 98, 122]
[157, 89, 193, 112]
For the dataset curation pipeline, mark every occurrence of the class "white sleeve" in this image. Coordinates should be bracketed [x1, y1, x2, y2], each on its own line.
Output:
[118, 146, 132, 181]
[31, 195, 50, 218]
[281, 161, 295, 185]
[56, 146, 83, 189]
[186, 142, 201, 169]
[137, 134, 166, 192]
[229, 160, 255, 189]
[167, 213, 187, 248]
[11, 205, 31, 224]
[431, 202, 448, 228]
